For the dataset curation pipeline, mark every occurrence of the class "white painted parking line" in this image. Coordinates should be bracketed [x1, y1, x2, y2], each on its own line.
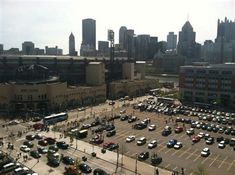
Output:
[218, 156, 228, 169]
[165, 163, 171, 169]
[178, 133, 186, 139]
[158, 145, 167, 152]
[201, 153, 212, 164]
[179, 147, 191, 158]
[16, 138, 25, 142]
[165, 148, 174, 154]
[193, 154, 201, 162]
[227, 159, 235, 171]
[171, 149, 181, 156]
[186, 149, 198, 160]
[209, 154, 219, 167]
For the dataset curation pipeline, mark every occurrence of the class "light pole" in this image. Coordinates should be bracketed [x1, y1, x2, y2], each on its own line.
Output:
[135, 153, 138, 175]
[115, 145, 119, 173]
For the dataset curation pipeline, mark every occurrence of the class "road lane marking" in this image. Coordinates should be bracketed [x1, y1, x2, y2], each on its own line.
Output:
[193, 154, 201, 162]
[227, 159, 235, 171]
[218, 156, 228, 169]
[201, 153, 212, 164]
[186, 149, 198, 160]
[165, 163, 171, 169]
[165, 148, 174, 154]
[209, 154, 219, 167]
[179, 147, 191, 158]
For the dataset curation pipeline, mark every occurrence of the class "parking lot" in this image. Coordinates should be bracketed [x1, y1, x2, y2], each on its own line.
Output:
[75, 98, 235, 175]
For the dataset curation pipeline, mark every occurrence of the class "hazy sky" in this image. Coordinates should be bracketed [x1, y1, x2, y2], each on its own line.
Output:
[0, 0, 235, 54]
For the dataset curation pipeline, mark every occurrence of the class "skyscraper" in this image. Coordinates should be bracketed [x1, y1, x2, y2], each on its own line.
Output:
[69, 33, 77, 56]
[216, 17, 235, 43]
[119, 26, 127, 50]
[82, 18, 96, 50]
[22, 41, 35, 55]
[167, 32, 177, 50]
[178, 21, 199, 63]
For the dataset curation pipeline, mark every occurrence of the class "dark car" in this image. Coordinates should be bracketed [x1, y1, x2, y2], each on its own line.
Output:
[56, 141, 69, 149]
[107, 143, 119, 151]
[105, 125, 115, 131]
[217, 136, 224, 143]
[23, 141, 34, 148]
[162, 129, 171, 136]
[120, 115, 128, 121]
[151, 154, 162, 165]
[49, 145, 59, 152]
[48, 158, 60, 167]
[167, 139, 177, 148]
[30, 150, 41, 159]
[93, 168, 109, 175]
[206, 137, 214, 145]
[133, 123, 147, 130]
[128, 116, 137, 123]
[91, 120, 100, 127]
[138, 151, 149, 161]
[45, 137, 56, 145]
[26, 135, 35, 141]
[106, 130, 116, 137]
[79, 163, 92, 173]
[38, 140, 48, 146]
[62, 156, 75, 165]
[95, 126, 105, 133]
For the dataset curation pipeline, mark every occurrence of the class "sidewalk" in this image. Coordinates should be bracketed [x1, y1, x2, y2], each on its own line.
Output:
[42, 131, 172, 175]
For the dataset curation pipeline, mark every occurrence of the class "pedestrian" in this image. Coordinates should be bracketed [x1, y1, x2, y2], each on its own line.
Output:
[156, 168, 159, 175]
[181, 168, 184, 175]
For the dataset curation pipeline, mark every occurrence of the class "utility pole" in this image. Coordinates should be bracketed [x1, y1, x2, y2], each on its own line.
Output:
[115, 146, 119, 172]
[135, 153, 138, 175]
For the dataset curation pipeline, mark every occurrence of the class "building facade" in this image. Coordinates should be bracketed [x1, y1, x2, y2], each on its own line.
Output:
[119, 26, 128, 50]
[22, 41, 35, 55]
[0, 44, 3, 54]
[167, 32, 177, 50]
[179, 63, 235, 109]
[98, 41, 109, 56]
[45, 46, 63, 55]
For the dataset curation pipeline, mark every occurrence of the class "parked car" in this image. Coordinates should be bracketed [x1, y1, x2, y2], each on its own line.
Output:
[167, 139, 177, 148]
[126, 135, 135, 143]
[56, 141, 69, 149]
[192, 136, 201, 143]
[30, 150, 41, 158]
[137, 137, 147, 146]
[218, 141, 226, 149]
[106, 130, 116, 137]
[201, 148, 210, 157]
[23, 141, 34, 148]
[78, 163, 92, 173]
[151, 154, 162, 165]
[148, 124, 156, 131]
[148, 140, 157, 149]
[138, 151, 149, 161]
[20, 145, 30, 152]
[93, 168, 109, 175]
[174, 126, 183, 133]
[62, 156, 75, 165]
[174, 142, 182, 149]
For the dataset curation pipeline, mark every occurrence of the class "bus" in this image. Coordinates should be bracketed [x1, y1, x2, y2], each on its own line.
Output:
[157, 97, 175, 105]
[76, 129, 88, 139]
[43, 112, 68, 125]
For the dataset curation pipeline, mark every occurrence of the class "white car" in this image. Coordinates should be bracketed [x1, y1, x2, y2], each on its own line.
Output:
[174, 142, 182, 149]
[186, 128, 194, 135]
[148, 140, 157, 149]
[126, 135, 135, 143]
[148, 124, 156, 131]
[20, 145, 30, 152]
[197, 132, 205, 138]
[201, 147, 210, 157]
[137, 137, 146, 146]
[218, 141, 226, 149]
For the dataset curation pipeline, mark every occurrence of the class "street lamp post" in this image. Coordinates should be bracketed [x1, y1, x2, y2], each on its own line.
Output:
[135, 153, 138, 175]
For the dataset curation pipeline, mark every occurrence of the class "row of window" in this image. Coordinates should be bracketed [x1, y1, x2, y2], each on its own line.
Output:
[14, 94, 47, 101]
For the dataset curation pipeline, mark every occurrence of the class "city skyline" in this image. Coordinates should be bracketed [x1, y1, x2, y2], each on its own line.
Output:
[0, 0, 234, 54]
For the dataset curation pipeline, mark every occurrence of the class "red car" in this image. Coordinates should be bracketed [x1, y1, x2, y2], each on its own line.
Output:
[174, 126, 184, 133]
[103, 142, 115, 149]
[192, 136, 201, 143]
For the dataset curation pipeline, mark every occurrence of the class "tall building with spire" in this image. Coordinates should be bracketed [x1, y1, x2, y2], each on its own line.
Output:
[69, 33, 77, 56]
[178, 21, 200, 64]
